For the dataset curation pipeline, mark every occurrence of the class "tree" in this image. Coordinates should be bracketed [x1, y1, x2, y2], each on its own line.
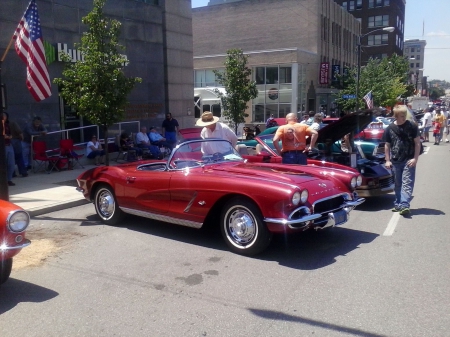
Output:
[429, 87, 445, 101]
[335, 54, 409, 112]
[213, 49, 258, 134]
[54, 0, 141, 165]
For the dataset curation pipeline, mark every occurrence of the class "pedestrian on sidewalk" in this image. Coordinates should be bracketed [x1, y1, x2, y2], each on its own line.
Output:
[2, 112, 16, 186]
[421, 108, 432, 142]
[383, 105, 421, 216]
[22, 116, 47, 169]
[9, 117, 28, 177]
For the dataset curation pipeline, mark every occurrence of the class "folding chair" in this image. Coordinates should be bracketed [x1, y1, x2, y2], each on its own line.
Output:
[115, 134, 128, 162]
[32, 141, 61, 173]
[59, 139, 85, 169]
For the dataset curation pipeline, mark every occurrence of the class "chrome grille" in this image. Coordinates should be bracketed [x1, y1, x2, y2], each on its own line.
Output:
[313, 195, 346, 225]
[379, 175, 394, 189]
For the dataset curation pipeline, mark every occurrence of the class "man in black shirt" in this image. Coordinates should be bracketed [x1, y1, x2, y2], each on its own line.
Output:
[383, 105, 420, 216]
[161, 113, 179, 146]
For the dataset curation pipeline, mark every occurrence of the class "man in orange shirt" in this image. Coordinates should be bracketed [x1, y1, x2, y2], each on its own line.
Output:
[273, 112, 318, 164]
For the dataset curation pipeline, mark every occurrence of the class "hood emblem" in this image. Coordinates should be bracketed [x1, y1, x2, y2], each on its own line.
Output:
[318, 183, 327, 188]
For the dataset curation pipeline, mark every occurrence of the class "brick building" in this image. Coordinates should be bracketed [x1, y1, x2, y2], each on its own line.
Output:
[193, 0, 361, 121]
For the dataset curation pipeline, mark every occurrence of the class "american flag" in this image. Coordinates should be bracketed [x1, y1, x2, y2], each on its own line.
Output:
[363, 91, 373, 109]
[13, 0, 51, 101]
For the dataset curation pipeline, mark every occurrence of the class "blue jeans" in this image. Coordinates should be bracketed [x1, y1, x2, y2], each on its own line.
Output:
[281, 151, 307, 165]
[392, 160, 416, 209]
[5, 145, 16, 181]
[164, 131, 177, 145]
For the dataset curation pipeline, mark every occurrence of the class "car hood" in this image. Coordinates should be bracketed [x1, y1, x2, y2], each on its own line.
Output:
[208, 161, 341, 187]
[317, 110, 373, 144]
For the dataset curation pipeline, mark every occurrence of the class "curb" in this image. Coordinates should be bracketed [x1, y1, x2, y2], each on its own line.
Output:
[26, 199, 90, 217]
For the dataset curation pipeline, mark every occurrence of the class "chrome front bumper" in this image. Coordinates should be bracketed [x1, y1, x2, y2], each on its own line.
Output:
[0, 239, 31, 251]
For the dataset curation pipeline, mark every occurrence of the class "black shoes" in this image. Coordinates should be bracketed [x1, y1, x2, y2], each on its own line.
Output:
[8, 181, 15, 186]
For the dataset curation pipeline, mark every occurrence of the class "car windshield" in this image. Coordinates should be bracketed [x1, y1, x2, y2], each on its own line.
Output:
[168, 139, 243, 169]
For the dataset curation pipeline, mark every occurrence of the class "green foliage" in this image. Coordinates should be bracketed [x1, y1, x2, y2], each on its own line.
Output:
[213, 49, 258, 133]
[54, 0, 141, 164]
[335, 54, 409, 111]
[429, 87, 445, 101]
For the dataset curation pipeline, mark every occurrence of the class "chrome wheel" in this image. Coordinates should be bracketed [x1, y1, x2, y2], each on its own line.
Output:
[94, 185, 124, 225]
[220, 198, 272, 256]
[225, 206, 257, 246]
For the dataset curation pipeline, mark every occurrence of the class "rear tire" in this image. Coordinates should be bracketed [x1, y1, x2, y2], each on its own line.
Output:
[0, 258, 13, 285]
[220, 198, 272, 256]
[94, 185, 125, 226]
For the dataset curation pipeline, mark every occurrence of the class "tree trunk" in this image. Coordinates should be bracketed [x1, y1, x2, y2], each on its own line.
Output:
[103, 125, 110, 166]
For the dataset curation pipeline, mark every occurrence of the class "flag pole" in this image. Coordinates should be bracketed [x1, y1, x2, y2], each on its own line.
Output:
[0, 59, 10, 201]
[0, 35, 15, 200]
[1, 37, 15, 62]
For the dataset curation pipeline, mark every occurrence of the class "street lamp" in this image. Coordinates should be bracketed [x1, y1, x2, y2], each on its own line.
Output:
[355, 26, 395, 111]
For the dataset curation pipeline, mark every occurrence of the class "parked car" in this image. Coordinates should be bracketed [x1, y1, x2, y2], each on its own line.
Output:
[0, 200, 31, 285]
[77, 138, 364, 256]
[242, 111, 394, 198]
[237, 126, 278, 147]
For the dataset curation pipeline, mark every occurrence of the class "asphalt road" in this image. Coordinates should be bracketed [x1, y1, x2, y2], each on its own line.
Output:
[1, 142, 449, 337]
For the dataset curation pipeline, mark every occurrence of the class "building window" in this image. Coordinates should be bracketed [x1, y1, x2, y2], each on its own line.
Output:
[405, 48, 409, 53]
[342, 2, 347, 9]
[416, 63, 420, 67]
[368, 34, 389, 46]
[356, 0, 362, 10]
[194, 69, 222, 87]
[411, 47, 415, 52]
[368, 0, 374, 8]
[410, 63, 414, 68]
[368, 15, 389, 28]
[349, 1, 355, 11]
[384, 0, 390, 5]
[417, 47, 421, 52]
[137, 0, 159, 4]
[375, 0, 383, 6]
[416, 55, 420, 60]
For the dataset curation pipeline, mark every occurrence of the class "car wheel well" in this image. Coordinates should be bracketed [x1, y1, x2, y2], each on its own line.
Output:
[90, 182, 112, 201]
[204, 194, 259, 228]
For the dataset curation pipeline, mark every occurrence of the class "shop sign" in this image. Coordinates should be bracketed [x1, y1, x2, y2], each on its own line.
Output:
[320, 62, 329, 85]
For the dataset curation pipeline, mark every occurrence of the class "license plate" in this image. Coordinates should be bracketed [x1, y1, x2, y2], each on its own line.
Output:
[333, 210, 348, 226]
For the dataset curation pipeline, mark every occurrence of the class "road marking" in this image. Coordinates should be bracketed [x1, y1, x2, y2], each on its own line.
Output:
[383, 212, 400, 236]
[423, 146, 430, 155]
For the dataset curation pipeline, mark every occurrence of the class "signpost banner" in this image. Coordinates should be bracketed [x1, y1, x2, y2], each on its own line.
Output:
[319, 62, 329, 85]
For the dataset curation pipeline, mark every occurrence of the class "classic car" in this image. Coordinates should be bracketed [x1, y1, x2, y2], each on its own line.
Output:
[237, 126, 278, 147]
[77, 138, 364, 256]
[241, 111, 394, 198]
[0, 200, 31, 285]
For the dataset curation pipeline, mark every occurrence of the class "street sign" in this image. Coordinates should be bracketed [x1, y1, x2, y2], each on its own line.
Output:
[342, 94, 356, 99]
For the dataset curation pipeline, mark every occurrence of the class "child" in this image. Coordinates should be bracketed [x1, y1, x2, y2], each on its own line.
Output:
[433, 121, 441, 145]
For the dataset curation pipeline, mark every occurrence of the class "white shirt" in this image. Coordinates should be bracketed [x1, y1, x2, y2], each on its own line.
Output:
[135, 132, 150, 145]
[86, 141, 101, 156]
[423, 112, 432, 127]
[200, 122, 238, 154]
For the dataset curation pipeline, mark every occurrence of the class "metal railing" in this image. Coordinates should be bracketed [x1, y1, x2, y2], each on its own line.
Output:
[30, 121, 141, 172]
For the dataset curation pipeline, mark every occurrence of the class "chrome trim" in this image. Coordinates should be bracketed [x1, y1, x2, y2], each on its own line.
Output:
[0, 239, 31, 251]
[184, 191, 198, 213]
[120, 207, 203, 229]
[265, 213, 321, 227]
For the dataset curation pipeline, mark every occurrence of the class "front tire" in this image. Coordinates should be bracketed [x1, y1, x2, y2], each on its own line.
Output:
[0, 258, 13, 285]
[94, 185, 125, 226]
[220, 198, 272, 256]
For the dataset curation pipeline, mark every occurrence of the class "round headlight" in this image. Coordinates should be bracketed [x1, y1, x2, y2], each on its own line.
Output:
[300, 189, 309, 203]
[356, 175, 363, 187]
[351, 177, 357, 188]
[292, 191, 301, 206]
[7, 210, 30, 233]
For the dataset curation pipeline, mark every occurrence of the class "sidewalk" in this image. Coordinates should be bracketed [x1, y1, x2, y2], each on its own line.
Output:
[8, 163, 100, 217]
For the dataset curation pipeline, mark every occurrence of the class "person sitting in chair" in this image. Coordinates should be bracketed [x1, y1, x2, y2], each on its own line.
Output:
[148, 126, 173, 152]
[120, 132, 142, 161]
[86, 135, 105, 166]
[135, 126, 162, 159]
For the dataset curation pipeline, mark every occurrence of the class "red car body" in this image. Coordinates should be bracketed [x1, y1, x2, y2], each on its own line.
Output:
[77, 139, 364, 256]
[0, 200, 31, 285]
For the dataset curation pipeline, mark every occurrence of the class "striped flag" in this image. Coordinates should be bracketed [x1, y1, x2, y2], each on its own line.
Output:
[363, 91, 374, 109]
[13, 0, 52, 101]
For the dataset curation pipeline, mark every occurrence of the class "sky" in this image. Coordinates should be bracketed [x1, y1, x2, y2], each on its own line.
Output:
[191, 0, 450, 82]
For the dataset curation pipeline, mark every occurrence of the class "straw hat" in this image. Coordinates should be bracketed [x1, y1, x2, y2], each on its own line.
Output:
[196, 111, 220, 126]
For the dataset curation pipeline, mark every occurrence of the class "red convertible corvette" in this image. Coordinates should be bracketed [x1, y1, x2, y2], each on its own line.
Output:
[0, 200, 31, 285]
[77, 139, 364, 255]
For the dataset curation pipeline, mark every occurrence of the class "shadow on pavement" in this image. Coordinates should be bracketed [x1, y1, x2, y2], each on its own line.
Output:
[0, 279, 59, 315]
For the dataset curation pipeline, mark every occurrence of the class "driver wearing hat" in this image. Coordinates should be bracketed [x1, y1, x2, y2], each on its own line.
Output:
[196, 111, 238, 153]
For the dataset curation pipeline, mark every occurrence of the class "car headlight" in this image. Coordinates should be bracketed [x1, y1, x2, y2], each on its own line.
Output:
[356, 175, 362, 187]
[7, 210, 30, 233]
[292, 191, 301, 206]
[300, 189, 309, 203]
[351, 177, 357, 188]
